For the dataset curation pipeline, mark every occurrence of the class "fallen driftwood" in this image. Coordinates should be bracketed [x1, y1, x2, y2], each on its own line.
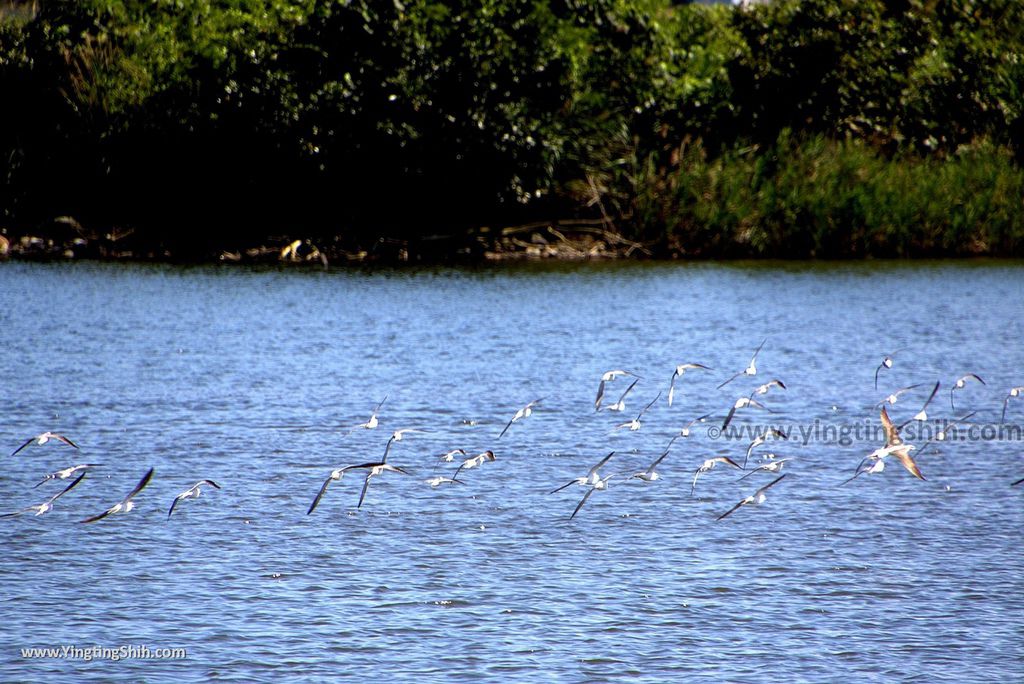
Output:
[479, 221, 653, 261]
[0, 217, 657, 265]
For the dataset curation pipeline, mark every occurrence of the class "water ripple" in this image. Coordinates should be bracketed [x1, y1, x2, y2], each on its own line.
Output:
[1, 261, 1022, 682]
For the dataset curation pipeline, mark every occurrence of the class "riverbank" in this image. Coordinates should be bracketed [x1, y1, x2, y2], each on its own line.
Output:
[3, 131, 1022, 265]
[0, 218, 655, 266]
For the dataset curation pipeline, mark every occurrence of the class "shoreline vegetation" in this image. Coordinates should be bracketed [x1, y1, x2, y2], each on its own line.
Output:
[2, 0, 1023, 264]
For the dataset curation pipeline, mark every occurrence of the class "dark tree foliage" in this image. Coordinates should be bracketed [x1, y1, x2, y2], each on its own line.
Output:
[1, 0, 1022, 257]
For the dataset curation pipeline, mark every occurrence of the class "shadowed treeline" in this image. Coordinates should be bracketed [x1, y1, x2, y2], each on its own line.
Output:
[1, 0, 1022, 260]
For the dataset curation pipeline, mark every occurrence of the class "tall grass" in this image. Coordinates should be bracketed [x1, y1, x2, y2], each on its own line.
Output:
[655, 134, 1024, 258]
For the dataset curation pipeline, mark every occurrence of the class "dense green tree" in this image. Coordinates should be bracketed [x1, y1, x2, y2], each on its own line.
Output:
[1, 0, 1022, 257]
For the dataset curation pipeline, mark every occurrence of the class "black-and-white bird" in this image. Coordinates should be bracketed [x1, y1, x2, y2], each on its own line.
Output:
[2, 472, 86, 518]
[550, 452, 615, 493]
[743, 428, 787, 468]
[382, 428, 425, 461]
[691, 456, 743, 496]
[425, 476, 465, 487]
[898, 381, 940, 429]
[629, 450, 670, 482]
[601, 370, 638, 382]
[34, 463, 102, 488]
[666, 414, 712, 449]
[950, 373, 986, 410]
[717, 338, 766, 389]
[843, 454, 886, 483]
[614, 393, 661, 432]
[595, 370, 641, 411]
[604, 378, 639, 412]
[308, 461, 387, 515]
[667, 363, 712, 407]
[874, 349, 905, 390]
[437, 448, 467, 464]
[877, 383, 924, 408]
[357, 463, 411, 509]
[347, 395, 388, 434]
[452, 450, 496, 480]
[918, 411, 977, 455]
[749, 379, 786, 401]
[570, 474, 613, 520]
[1001, 386, 1024, 424]
[79, 468, 155, 523]
[167, 480, 221, 519]
[722, 396, 769, 430]
[738, 458, 791, 480]
[498, 398, 543, 439]
[716, 473, 787, 521]
[11, 431, 79, 457]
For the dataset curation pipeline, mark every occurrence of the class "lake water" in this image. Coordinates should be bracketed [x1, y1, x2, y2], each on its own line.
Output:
[2, 260, 1022, 682]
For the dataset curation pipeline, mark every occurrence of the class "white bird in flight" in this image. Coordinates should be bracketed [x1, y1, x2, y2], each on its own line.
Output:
[666, 414, 711, 449]
[749, 379, 786, 401]
[843, 407, 925, 484]
[716, 473, 787, 521]
[879, 406, 924, 480]
[308, 461, 388, 515]
[691, 456, 743, 496]
[357, 463, 411, 509]
[11, 431, 79, 457]
[738, 458, 792, 481]
[167, 480, 222, 519]
[667, 363, 712, 407]
[498, 398, 543, 439]
[550, 452, 614, 493]
[425, 476, 465, 487]
[79, 468, 155, 523]
[603, 378, 639, 412]
[569, 474, 613, 520]
[874, 349, 905, 390]
[382, 428, 425, 461]
[436, 448, 467, 464]
[721, 396, 770, 430]
[595, 370, 640, 411]
[717, 338, 766, 389]
[629, 450, 671, 482]
[876, 383, 924, 408]
[347, 395, 388, 434]
[743, 428, 787, 468]
[1001, 386, 1024, 424]
[452, 450, 496, 481]
[949, 373, 985, 410]
[898, 381, 940, 429]
[34, 463, 102, 488]
[840, 444, 918, 486]
[614, 393, 661, 432]
[2, 472, 86, 518]
[918, 411, 977, 455]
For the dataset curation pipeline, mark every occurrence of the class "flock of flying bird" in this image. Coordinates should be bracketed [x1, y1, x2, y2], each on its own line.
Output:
[6, 340, 1024, 524]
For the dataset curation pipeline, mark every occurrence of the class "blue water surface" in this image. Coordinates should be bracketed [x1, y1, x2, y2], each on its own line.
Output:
[1, 259, 1022, 682]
